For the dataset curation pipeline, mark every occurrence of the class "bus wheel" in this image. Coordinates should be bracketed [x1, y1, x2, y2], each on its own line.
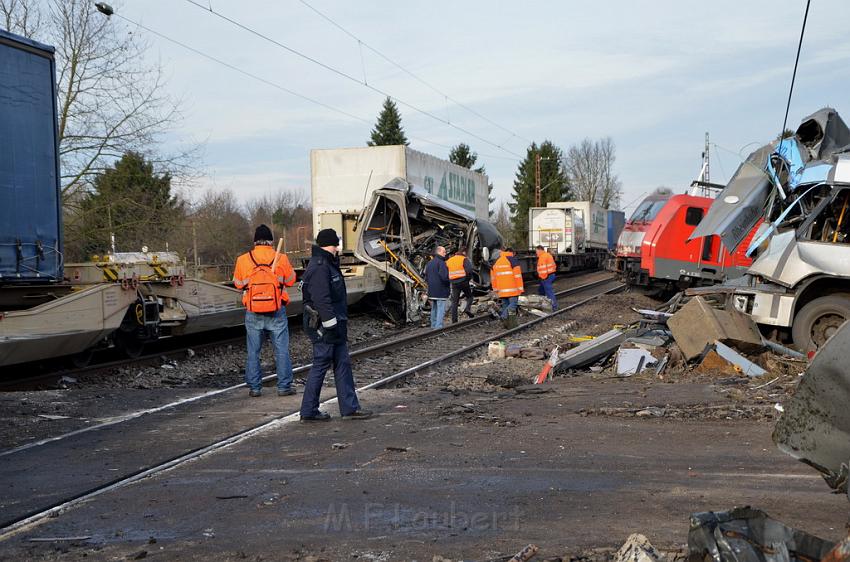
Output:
[792, 294, 850, 353]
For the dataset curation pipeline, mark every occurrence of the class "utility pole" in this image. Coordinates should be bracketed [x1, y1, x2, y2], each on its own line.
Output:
[192, 220, 199, 277]
[535, 153, 542, 207]
[107, 204, 116, 254]
[704, 132, 710, 184]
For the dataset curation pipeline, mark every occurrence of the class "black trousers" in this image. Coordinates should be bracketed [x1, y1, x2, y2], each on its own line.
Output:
[450, 279, 473, 323]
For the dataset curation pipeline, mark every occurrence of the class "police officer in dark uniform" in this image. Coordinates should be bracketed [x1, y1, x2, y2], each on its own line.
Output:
[299, 228, 372, 422]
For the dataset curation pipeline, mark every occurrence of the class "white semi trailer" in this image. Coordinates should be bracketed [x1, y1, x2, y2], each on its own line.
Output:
[528, 201, 609, 253]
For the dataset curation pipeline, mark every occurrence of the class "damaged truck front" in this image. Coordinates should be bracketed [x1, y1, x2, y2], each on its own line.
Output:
[354, 178, 502, 322]
[691, 108, 850, 352]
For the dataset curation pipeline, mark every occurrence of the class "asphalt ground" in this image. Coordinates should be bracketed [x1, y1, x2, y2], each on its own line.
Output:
[0, 377, 845, 561]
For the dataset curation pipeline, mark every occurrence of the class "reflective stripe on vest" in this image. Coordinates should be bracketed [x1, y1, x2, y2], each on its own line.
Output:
[492, 255, 521, 297]
[537, 252, 556, 278]
[446, 255, 467, 280]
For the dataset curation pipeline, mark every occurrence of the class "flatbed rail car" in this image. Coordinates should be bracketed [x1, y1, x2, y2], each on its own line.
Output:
[0, 29, 246, 369]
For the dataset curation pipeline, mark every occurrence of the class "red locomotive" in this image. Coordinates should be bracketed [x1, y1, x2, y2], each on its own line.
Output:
[615, 189, 757, 292]
[613, 189, 672, 286]
[640, 194, 756, 291]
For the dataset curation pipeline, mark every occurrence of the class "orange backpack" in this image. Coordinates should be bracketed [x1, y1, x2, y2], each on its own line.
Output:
[246, 251, 282, 313]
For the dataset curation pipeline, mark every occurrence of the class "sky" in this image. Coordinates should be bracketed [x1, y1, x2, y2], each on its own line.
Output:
[112, 0, 850, 216]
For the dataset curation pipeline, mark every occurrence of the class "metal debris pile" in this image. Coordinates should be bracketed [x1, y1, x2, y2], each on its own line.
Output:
[542, 294, 806, 382]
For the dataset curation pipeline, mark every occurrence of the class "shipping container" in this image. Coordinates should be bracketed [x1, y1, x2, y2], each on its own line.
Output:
[310, 146, 490, 235]
[0, 29, 62, 283]
[528, 207, 580, 253]
[528, 201, 608, 253]
[607, 210, 625, 250]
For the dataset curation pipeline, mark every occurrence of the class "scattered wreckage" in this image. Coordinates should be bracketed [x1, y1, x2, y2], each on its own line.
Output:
[534, 294, 790, 379]
[354, 177, 502, 322]
[690, 108, 850, 352]
[619, 322, 850, 562]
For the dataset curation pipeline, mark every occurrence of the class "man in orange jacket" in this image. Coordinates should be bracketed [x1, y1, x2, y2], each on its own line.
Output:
[491, 246, 523, 327]
[233, 224, 297, 397]
[446, 247, 474, 323]
[535, 244, 557, 311]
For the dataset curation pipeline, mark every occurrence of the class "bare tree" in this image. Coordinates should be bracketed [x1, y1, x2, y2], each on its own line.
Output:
[245, 190, 313, 252]
[1, 0, 41, 36]
[1, 0, 191, 201]
[563, 137, 623, 209]
[492, 202, 512, 241]
[172, 190, 251, 281]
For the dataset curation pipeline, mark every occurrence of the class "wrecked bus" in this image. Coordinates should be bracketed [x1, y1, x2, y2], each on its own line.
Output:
[690, 107, 850, 352]
[310, 146, 500, 323]
[355, 177, 502, 322]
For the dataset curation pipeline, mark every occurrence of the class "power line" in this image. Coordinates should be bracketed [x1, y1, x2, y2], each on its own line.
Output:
[111, 13, 369, 125]
[107, 11, 512, 159]
[779, 0, 811, 141]
[183, 0, 524, 158]
[297, 0, 533, 146]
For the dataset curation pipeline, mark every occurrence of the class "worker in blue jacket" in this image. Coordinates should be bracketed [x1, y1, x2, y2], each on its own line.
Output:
[424, 245, 450, 329]
[299, 229, 372, 422]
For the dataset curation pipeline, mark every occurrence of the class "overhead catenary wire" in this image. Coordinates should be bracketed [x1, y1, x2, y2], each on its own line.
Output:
[297, 0, 533, 147]
[183, 0, 524, 159]
[778, 0, 811, 141]
[105, 11, 514, 159]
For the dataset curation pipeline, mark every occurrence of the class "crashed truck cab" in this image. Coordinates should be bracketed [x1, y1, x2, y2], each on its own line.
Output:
[691, 107, 850, 352]
[354, 177, 502, 322]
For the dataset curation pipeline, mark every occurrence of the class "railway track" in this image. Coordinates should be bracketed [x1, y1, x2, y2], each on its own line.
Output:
[0, 269, 604, 390]
[0, 274, 622, 538]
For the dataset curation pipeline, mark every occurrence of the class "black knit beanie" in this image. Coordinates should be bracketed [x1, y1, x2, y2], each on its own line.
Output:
[316, 228, 340, 247]
[254, 224, 273, 243]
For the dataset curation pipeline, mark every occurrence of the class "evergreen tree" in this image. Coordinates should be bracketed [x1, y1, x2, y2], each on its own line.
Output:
[368, 97, 409, 146]
[449, 143, 478, 168]
[449, 143, 496, 217]
[508, 141, 569, 247]
[71, 151, 184, 258]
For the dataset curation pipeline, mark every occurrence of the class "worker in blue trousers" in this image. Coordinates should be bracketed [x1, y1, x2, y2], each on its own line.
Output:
[535, 245, 557, 311]
[299, 228, 372, 422]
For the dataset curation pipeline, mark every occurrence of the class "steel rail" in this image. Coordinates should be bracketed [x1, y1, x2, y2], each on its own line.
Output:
[0, 279, 622, 539]
[0, 274, 615, 457]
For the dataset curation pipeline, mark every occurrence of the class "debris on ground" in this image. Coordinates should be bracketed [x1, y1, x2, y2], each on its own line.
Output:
[507, 544, 539, 562]
[555, 328, 628, 371]
[615, 346, 657, 376]
[667, 297, 762, 361]
[614, 534, 663, 562]
[688, 507, 836, 562]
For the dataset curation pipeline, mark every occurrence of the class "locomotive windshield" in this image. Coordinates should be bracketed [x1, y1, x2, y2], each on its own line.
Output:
[629, 199, 667, 223]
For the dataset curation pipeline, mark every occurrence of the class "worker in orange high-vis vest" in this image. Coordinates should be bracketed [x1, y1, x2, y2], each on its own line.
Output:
[233, 224, 297, 397]
[446, 247, 474, 323]
[535, 244, 557, 311]
[491, 246, 523, 327]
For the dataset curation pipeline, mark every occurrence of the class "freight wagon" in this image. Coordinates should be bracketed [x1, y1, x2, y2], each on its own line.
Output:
[518, 201, 617, 275]
[0, 29, 244, 369]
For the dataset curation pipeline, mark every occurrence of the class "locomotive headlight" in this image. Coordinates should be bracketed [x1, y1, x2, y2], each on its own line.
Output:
[733, 295, 749, 313]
